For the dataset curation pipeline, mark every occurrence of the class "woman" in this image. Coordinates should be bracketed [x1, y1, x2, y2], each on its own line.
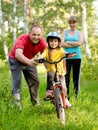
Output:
[61, 15, 83, 99]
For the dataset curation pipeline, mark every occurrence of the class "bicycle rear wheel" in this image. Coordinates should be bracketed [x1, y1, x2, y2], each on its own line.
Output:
[54, 87, 65, 124]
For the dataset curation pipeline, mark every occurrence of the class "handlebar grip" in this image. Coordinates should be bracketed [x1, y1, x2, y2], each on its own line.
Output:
[34, 58, 45, 63]
[66, 52, 77, 58]
[39, 58, 45, 63]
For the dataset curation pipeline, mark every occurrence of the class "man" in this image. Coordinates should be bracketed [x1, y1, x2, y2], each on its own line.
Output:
[8, 23, 47, 109]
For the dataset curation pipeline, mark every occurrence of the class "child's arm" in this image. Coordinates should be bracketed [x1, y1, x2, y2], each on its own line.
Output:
[44, 62, 48, 69]
[63, 58, 66, 73]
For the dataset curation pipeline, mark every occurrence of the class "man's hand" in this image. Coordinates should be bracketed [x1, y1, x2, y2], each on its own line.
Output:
[30, 59, 38, 66]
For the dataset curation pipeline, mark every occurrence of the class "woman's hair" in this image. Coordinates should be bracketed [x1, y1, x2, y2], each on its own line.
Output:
[29, 21, 42, 32]
[68, 15, 78, 23]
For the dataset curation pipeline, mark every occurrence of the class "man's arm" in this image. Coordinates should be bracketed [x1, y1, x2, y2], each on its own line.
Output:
[15, 48, 37, 66]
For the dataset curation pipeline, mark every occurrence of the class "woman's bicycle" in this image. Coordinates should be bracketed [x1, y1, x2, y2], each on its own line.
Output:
[35, 52, 76, 124]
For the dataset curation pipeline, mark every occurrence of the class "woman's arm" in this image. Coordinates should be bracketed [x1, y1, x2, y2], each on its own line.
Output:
[61, 30, 83, 48]
[61, 30, 72, 48]
[66, 32, 83, 47]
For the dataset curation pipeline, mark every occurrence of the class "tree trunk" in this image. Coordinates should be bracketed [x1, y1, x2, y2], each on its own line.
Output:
[0, 0, 8, 60]
[13, 0, 17, 43]
[81, 1, 91, 58]
[28, 0, 32, 21]
[24, 0, 28, 33]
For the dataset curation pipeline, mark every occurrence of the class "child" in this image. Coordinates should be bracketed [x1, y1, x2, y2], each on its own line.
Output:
[42, 32, 71, 108]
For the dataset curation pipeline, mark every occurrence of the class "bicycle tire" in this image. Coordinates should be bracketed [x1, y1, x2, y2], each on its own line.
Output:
[54, 87, 65, 124]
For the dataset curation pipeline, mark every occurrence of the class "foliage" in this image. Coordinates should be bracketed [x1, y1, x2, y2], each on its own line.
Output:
[81, 56, 98, 80]
[0, 0, 98, 61]
[0, 61, 98, 130]
[0, 2, 98, 129]
[0, 0, 96, 59]
[80, 36, 98, 80]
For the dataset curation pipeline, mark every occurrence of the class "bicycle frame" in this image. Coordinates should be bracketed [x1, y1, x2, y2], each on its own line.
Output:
[50, 62, 66, 107]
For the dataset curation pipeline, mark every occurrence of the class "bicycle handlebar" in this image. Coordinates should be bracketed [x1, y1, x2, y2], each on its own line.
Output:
[35, 52, 77, 64]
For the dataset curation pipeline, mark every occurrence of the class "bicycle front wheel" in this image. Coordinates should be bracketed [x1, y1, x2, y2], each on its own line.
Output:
[54, 87, 65, 124]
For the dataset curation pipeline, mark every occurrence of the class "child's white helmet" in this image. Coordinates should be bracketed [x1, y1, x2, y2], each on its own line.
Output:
[47, 32, 61, 43]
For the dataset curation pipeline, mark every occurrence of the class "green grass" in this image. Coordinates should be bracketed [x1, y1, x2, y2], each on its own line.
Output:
[0, 61, 98, 130]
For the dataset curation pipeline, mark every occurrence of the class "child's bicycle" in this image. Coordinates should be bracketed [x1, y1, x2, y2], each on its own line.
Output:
[35, 52, 76, 124]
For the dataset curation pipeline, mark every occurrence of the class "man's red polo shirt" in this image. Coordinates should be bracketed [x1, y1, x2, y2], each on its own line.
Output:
[9, 34, 47, 59]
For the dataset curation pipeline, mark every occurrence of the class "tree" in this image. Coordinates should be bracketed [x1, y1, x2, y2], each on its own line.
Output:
[24, 0, 28, 33]
[81, 1, 91, 58]
[0, 0, 97, 60]
[13, 0, 17, 43]
[0, 0, 8, 60]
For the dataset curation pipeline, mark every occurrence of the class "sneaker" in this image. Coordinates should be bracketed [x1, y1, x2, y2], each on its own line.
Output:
[31, 98, 40, 106]
[13, 93, 22, 110]
[46, 90, 53, 98]
[34, 102, 40, 106]
[32, 101, 40, 106]
[14, 93, 21, 100]
[64, 98, 72, 108]
[15, 101, 22, 110]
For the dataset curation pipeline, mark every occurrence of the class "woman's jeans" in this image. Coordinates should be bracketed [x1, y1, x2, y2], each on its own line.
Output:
[65, 59, 81, 98]
[8, 57, 39, 103]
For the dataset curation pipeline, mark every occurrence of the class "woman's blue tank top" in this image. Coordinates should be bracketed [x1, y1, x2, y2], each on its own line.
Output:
[64, 29, 82, 59]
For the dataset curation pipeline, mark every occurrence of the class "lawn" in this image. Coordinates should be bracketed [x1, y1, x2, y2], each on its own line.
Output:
[0, 62, 98, 130]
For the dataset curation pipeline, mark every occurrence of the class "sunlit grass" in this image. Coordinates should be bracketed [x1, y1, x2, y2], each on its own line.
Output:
[0, 61, 98, 130]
